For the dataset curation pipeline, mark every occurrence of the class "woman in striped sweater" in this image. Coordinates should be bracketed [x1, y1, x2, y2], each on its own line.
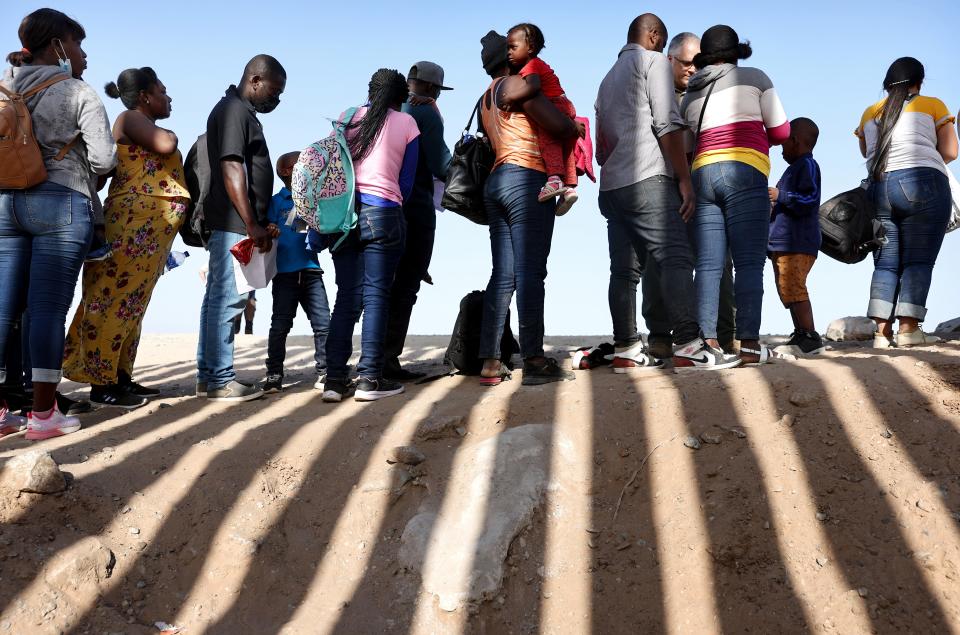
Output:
[680, 25, 790, 365]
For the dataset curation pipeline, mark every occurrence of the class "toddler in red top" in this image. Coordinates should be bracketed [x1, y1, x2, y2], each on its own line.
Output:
[505, 23, 580, 215]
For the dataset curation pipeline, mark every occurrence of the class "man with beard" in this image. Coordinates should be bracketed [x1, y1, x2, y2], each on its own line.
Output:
[196, 54, 285, 402]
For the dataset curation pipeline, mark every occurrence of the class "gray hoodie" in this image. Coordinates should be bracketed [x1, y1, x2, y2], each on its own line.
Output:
[1, 65, 116, 220]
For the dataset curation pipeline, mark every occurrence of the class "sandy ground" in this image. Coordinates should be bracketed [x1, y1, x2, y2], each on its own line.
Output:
[1, 333, 960, 634]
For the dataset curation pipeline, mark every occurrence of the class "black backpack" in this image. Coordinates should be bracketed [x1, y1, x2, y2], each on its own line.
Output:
[818, 184, 887, 264]
[180, 134, 212, 248]
[444, 290, 519, 375]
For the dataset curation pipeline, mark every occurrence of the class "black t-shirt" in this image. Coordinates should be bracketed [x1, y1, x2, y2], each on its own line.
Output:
[204, 85, 273, 234]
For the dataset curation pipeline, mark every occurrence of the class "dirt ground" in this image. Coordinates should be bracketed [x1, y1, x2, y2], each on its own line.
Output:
[1, 333, 959, 634]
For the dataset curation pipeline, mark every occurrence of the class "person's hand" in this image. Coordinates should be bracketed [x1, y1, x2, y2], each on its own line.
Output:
[423, 271, 434, 285]
[768, 187, 779, 203]
[409, 94, 435, 107]
[266, 223, 281, 238]
[678, 178, 696, 222]
[247, 223, 273, 253]
[575, 120, 586, 139]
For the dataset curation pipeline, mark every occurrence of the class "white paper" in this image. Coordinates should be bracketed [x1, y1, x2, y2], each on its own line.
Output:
[433, 178, 445, 212]
[233, 242, 277, 290]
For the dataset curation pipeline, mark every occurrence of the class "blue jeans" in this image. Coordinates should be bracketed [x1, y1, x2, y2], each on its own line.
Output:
[197, 229, 248, 389]
[868, 167, 951, 321]
[383, 212, 435, 372]
[326, 204, 406, 380]
[0, 182, 93, 384]
[690, 161, 770, 341]
[266, 269, 330, 376]
[599, 176, 701, 346]
[479, 164, 556, 359]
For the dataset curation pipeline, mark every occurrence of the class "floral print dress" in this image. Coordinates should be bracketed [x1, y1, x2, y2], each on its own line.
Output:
[63, 144, 190, 385]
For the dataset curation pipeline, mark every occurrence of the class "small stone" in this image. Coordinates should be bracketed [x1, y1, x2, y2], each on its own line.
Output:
[916, 499, 933, 512]
[615, 542, 632, 551]
[79, 455, 90, 463]
[778, 414, 796, 427]
[731, 428, 747, 439]
[129, 527, 140, 535]
[414, 415, 465, 441]
[121, 506, 131, 514]
[700, 432, 722, 445]
[880, 429, 892, 439]
[789, 391, 816, 408]
[159, 403, 172, 409]
[683, 436, 702, 450]
[816, 556, 828, 568]
[0, 450, 67, 494]
[387, 446, 426, 466]
[136, 580, 146, 589]
[618, 447, 631, 458]
[816, 512, 828, 522]
[763, 521, 771, 530]
[857, 587, 869, 598]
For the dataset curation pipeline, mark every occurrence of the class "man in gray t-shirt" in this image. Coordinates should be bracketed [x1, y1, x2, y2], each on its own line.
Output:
[594, 14, 741, 372]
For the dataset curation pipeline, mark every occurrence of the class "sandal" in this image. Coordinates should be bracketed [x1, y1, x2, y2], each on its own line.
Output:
[739, 345, 794, 366]
[537, 176, 568, 203]
[479, 364, 512, 386]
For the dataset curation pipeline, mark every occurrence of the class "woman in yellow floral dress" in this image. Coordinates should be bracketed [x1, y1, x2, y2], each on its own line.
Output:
[64, 67, 189, 408]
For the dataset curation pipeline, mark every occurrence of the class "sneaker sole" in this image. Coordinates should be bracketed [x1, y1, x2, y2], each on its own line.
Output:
[672, 359, 743, 372]
[521, 373, 576, 386]
[322, 390, 354, 403]
[262, 387, 282, 395]
[26, 424, 81, 440]
[555, 191, 578, 216]
[89, 398, 149, 410]
[355, 388, 405, 402]
[207, 391, 264, 403]
[612, 364, 665, 374]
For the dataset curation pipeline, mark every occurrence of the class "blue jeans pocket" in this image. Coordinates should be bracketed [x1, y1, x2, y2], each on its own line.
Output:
[25, 190, 74, 229]
[360, 207, 405, 248]
[720, 163, 766, 191]
[898, 175, 938, 205]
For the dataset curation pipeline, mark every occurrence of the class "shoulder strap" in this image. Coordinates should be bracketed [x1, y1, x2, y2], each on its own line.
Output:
[21, 74, 71, 99]
[53, 134, 81, 161]
[695, 80, 717, 141]
[336, 107, 359, 129]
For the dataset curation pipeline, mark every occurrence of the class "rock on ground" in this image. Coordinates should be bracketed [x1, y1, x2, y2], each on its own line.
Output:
[0, 450, 66, 494]
[825, 316, 876, 342]
[414, 415, 466, 441]
[935, 317, 960, 333]
[44, 537, 115, 593]
[398, 424, 553, 612]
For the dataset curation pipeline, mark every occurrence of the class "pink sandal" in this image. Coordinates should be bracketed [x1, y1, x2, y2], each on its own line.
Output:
[538, 176, 568, 203]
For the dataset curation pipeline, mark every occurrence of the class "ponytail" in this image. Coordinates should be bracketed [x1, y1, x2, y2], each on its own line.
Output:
[347, 68, 409, 164]
[7, 8, 85, 68]
[104, 67, 159, 110]
[870, 57, 925, 181]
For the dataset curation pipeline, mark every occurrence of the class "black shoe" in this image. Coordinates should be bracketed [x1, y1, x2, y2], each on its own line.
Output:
[521, 357, 575, 386]
[354, 377, 405, 402]
[322, 378, 356, 403]
[795, 330, 826, 355]
[262, 374, 283, 394]
[57, 392, 92, 415]
[382, 367, 427, 382]
[90, 385, 149, 410]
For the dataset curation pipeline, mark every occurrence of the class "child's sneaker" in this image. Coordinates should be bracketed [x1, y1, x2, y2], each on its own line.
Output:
[555, 188, 578, 216]
[537, 176, 568, 203]
[611, 341, 664, 373]
[0, 402, 27, 437]
[672, 338, 742, 371]
[26, 406, 81, 440]
[262, 374, 283, 394]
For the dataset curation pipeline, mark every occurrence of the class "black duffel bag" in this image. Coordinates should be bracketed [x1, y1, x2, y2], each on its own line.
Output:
[440, 96, 494, 225]
[819, 182, 887, 264]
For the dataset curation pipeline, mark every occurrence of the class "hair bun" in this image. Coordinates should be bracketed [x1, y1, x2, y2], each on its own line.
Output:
[104, 81, 121, 99]
[737, 42, 753, 60]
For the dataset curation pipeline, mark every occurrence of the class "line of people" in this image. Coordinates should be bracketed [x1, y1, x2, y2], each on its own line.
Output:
[0, 8, 957, 441]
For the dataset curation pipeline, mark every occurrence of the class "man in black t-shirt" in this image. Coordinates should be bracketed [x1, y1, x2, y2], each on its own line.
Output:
[196, 54, 285, 402]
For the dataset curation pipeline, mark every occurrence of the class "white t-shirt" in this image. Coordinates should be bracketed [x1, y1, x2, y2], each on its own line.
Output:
[856, 94, 955, 176]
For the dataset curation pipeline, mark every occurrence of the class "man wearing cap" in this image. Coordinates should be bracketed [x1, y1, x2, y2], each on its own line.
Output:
[382, 62, 454, 381]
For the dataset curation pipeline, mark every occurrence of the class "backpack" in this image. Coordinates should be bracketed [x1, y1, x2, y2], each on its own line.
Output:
[0, 75, 75, 190]
[180, 134, 212, 248]
[292, 107, 358, 250]
[818, 183, 887, 264]
[444, 290, 519, 375]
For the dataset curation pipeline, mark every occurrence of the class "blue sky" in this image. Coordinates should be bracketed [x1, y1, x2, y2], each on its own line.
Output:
[4, 1, 960, 337]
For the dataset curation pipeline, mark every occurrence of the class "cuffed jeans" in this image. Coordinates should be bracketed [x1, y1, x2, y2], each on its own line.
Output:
[479, 164, 555, 359]
[690, 161, 769, 341]
[383, 211, 435, 373]
[266, 269, 330, 376]
[0, 182, 93, 385]
[868, 167, 951, 321]
[641, 253, 736, 346]
[326, 204, 406, 380]
[197, 229, 248, 389]
[599, 175, 701, 347]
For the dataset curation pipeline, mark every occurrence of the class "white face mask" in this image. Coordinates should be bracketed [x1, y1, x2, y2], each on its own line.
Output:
[52, 39, 72, 76]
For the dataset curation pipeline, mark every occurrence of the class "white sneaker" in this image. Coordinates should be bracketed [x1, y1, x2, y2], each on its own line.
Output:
[895, 330, 940, 347]
[611, 341, 665, 373]
[313, 374, 326, 390]
[672, 338, 742, 371]
[0, 403, 27, 437]
[26, 407, 81, 440]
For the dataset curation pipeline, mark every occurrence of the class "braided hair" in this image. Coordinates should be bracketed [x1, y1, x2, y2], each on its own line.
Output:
[870, 57, 925, 182]
[347, 68, 409, 164]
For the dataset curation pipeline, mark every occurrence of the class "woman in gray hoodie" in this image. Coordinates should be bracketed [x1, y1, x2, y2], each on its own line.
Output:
[0, 8, 116, 440]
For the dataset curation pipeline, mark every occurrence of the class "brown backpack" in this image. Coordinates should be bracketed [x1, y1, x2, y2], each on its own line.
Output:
[0, 75, 79, 190]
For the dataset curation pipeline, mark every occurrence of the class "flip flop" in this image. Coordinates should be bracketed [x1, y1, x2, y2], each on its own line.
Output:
[479, 365, 512, 386]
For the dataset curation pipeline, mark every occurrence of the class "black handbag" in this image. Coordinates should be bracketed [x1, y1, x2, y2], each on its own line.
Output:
[818, 182, 886, 264]
[440, 94, 494, 225]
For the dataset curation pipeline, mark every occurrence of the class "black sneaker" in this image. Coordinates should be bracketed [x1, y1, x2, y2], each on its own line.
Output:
[382, 367, 427, 382]
[355, 377, 405, 402]
[57, 392, 92, 415]
[795, 330, 826, 355]
[521, 357, 575, 386]
[262, 374, 283, 394]
[322, 378, 356, 403]
[206, 381, 264, 403]
[90, 385, 149, 410]
[118, 370, 161, 397]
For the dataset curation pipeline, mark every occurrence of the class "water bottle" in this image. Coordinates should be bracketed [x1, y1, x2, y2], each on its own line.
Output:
[165, 250, 190, 272]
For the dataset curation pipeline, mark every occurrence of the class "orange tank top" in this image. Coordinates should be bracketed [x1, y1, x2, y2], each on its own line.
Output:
[480, 79, 546, 173]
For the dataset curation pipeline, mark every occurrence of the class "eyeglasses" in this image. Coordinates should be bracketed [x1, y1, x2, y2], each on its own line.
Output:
[672, 57, 696, 68]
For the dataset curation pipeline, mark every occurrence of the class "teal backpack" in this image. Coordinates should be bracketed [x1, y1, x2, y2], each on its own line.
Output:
[292, 107, 359, 250]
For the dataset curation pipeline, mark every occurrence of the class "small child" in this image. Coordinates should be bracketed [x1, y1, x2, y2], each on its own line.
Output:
[261, 151, 331, 393]
[504, 23, 580, 215]
[768, 117, 825, 356]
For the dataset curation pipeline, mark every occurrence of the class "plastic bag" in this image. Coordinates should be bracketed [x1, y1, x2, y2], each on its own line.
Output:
[946, 169, 960, 234]
[231, 239, 276, 289]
